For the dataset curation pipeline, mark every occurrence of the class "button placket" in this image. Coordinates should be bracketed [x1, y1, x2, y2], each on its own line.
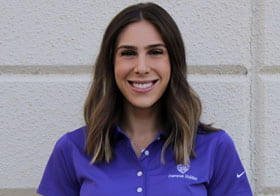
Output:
[136, 170, 144, 193]
[136, 146, 153, 194]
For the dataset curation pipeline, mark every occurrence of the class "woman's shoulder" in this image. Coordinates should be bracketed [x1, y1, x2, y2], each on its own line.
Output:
[54, 126, 87, 153]
[196, 126, 236, 150]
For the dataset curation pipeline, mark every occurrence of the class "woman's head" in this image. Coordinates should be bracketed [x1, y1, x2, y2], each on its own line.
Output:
[84, 2, 202, 164]
[93, 3, 187, 107]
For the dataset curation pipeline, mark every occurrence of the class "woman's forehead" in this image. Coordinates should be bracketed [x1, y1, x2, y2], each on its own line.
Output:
[116, 20, 164, 47]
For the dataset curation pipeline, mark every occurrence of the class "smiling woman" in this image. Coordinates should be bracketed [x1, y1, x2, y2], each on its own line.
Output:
[37, 2, 253, 196]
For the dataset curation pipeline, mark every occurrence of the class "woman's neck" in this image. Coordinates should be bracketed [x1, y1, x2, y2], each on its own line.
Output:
[120, 102, 162, 141]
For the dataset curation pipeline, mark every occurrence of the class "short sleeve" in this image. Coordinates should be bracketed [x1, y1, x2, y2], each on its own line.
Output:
[207, 131, 253, 196]
[37, 134, 80, 196]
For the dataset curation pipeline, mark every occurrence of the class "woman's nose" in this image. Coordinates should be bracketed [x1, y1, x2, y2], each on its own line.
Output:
[134, 54, 150, 74]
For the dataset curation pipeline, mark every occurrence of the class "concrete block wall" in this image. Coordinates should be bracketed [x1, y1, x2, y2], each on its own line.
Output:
[0, 0, 279, 195]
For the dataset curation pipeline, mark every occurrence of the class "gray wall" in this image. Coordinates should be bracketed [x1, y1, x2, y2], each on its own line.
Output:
[0, 0, 279, 195]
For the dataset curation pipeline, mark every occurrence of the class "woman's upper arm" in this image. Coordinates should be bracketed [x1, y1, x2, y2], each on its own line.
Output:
[207, 131, 253, 196]
[37, 134, 80, 196]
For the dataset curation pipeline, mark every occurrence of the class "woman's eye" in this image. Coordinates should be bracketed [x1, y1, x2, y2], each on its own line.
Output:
[121, 50, 136, 56]
[149, 49, 163, 56]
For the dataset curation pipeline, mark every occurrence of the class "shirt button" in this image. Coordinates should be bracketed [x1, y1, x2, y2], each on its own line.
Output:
[137, 187, 143, 193]
[144, 150, 149, 156]
[137, 171, 143, 177]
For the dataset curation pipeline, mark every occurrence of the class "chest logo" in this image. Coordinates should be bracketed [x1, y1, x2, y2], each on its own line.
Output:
[168, 164, 197, 181]
[237, 171, 245, 178]
[176, 164, 190, 174]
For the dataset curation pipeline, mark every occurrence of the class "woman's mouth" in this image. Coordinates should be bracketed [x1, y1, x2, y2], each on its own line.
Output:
[128, 80, 158, 91]
[132, 82, 153, 88]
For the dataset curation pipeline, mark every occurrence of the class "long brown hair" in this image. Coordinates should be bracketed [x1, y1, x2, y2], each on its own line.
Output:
[84, 2, 217, 164]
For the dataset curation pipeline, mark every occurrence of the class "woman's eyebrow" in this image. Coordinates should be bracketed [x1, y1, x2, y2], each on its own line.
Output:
[145, 43, 166, 49]
[116, 45, 137, 51]
[116, 43, 166, 51]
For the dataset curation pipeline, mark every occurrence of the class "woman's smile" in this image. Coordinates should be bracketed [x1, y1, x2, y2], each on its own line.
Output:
[128, 79, 159, 92]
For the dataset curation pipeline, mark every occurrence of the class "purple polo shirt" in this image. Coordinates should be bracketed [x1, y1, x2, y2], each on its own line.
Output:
[37, 126, 253, 196]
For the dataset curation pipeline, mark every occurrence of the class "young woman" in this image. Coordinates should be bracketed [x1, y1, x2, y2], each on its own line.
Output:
[38, 3, 253, 196]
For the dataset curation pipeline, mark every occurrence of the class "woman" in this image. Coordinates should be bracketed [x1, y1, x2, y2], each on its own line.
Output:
[38, 2, 253, 196]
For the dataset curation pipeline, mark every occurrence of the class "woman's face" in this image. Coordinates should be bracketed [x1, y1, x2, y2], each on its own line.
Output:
[114, 20, 171, 110]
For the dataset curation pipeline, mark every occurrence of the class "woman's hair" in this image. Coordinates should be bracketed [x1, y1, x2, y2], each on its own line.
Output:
[84, 2, 216, 164]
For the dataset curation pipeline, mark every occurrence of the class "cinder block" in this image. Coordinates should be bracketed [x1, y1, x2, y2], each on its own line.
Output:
[0, 74, 90, 188]
[264, 0, 280, 66]
[0, 0, 251, 66]
[0, 1, 110, 65]
[160, 0, 251, 66]
[189, 75, 252, 180]
[258, 75, 280, 189]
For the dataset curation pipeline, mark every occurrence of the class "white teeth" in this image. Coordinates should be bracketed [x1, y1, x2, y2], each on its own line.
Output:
[132, 82, 153, 89]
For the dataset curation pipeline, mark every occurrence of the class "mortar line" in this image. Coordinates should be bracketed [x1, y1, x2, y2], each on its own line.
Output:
[250, 0, 265, 194]
[249, 0, 256, 193]
[0, 64, 248, 75]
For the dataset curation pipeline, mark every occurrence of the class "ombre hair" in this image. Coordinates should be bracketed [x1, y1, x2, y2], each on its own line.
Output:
[84, 2, 217, 164]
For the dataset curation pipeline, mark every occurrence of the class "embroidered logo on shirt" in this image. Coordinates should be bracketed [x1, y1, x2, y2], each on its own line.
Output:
[177, 164, 190, 174]
[236, 171, 245, 178]
[168, 164, 198, 181]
